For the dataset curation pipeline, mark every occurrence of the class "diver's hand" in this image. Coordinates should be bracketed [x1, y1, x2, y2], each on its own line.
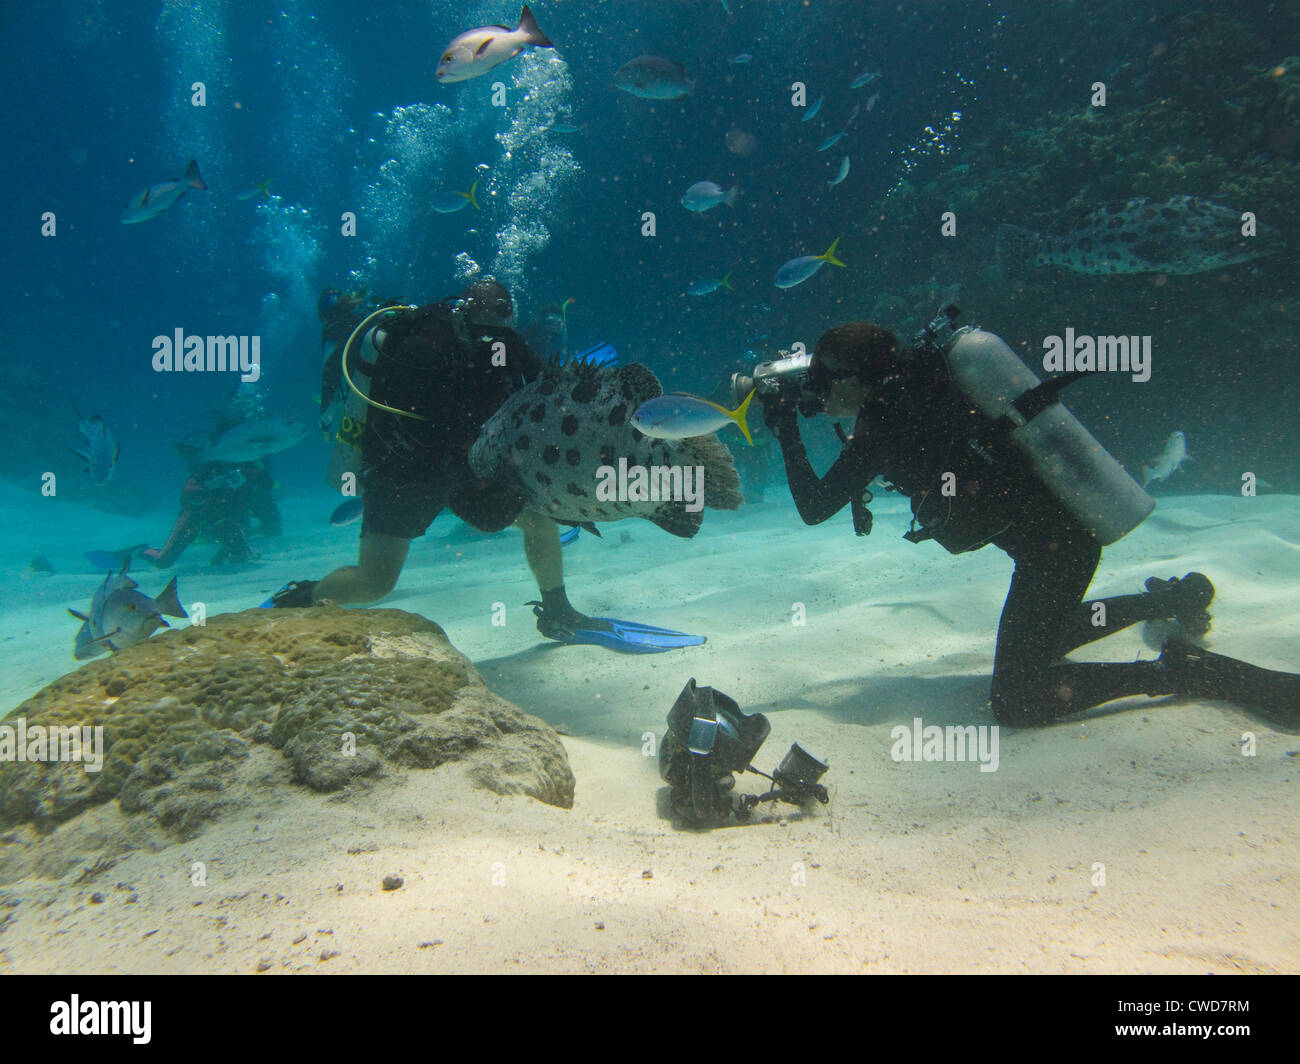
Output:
[761, 392, 800, 435]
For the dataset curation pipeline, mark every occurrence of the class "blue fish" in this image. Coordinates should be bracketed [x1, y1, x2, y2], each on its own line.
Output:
[630, 391, 754, 444]
[818, 130, 846, 152]
[686, 272, 734, 296]
[330, 498, 365, 526]
[729, 53, 753, 65]
[235, 177, 273, 201]
[774, 237, 846, 289]
[432, 179, 480, 214]
[801, 94, 824, 122]
[828, 156, 851, 187]
[850, 69, 881, 89]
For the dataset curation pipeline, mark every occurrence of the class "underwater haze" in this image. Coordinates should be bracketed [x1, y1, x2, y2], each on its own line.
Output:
[1, 0, 1298, 980]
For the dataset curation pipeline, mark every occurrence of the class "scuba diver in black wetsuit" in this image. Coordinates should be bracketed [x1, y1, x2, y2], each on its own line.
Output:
[758, 309, 1299, 727]
[268, 280, 702, 652]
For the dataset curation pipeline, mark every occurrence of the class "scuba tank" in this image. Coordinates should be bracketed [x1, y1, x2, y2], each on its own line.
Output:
[922, 307, 1155, 546]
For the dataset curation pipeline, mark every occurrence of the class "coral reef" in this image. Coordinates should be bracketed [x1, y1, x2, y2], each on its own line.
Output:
[0, 609, 574, 839]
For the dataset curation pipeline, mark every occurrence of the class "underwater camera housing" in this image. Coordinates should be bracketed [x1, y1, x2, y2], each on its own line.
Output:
[659, 678, 830, 828]
[914, 303, 962, 356]
[730, 350, 823, 417]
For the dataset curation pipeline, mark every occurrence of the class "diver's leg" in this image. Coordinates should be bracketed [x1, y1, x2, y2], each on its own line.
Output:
[311, 533, 410, 604]
[144, 508, 202, 567]
[1054, 574, 1215, 653]
[516, 509, 563, 592]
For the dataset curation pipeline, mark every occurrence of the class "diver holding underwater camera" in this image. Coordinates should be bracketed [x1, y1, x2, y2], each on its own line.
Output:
[751, 306, 1300, 727]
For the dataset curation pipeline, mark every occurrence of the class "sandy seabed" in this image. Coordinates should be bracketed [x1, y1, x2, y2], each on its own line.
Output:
[1, 483, 1296, 974]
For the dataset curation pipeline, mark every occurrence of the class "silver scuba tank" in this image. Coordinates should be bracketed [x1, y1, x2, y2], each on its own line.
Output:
[940, 323, 1155, 545]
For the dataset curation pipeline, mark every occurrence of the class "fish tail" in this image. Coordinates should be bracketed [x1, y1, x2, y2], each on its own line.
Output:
[518, 4, 553, 47]
[258, 177, 273, 196]
[466, 179, 480, 210]
[725, 185, 740, 207]
[729, 387, 755, 446]
[820, 235, 846, 267]
[184, 159, 207, 191]
[719, 271, 734, 290]
[156, 576, 189, 619]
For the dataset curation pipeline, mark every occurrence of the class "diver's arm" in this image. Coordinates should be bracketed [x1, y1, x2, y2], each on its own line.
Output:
[768, 407, 876, 526]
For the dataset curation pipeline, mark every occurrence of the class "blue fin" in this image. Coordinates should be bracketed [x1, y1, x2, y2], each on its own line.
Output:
[559, 526, 580, 546]
[570, 342, 618, 367]
[553, 616, 706, 654]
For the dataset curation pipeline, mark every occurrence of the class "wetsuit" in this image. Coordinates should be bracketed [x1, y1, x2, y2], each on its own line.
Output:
[358, 301, 542, 539]
[149, 460, 281, 566]
[767, 347, 1198, 726]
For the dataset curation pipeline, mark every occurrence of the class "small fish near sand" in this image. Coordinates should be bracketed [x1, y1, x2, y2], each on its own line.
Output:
[774, 236, 846, 289]
[121, 160, 206, 224]
[68, 563, 187, 660]
[1143, 431, 1189, 488]
[330, 498, 365, 526]
[996, 196, 1286, 278]
[614, 56, 694, 100]
[631, 391, 755, 445]
[435, 5, 553, 83]
[70, 408, 119, 485]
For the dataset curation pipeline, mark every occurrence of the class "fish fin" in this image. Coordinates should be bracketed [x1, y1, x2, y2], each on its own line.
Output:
[821, 236, 846, 267]
[155, 576, 188, 619]
[580, 521, 601, 538]
[648, 504, 703, 539]
[725, 185, 740, 207]
[69, 446, 89, 463]
[518, 4, 553, 47]
[475, 36, 494, 56]
[719, 271, 734, 289]
[184, 159, 207, 190]
[259, 177, 273, 196]
[467, 179, 479, 210]
[68, 609, 90, 622]
[729, 388, 755, 445]
[676, 434, 743, 509]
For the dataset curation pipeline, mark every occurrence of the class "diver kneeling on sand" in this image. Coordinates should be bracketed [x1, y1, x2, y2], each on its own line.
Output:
[754, 306, 1299, 726]
[267, 279, 703, 652]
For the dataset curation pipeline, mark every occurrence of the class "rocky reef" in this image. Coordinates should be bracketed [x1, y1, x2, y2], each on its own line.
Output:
[0, 609, 574, 844]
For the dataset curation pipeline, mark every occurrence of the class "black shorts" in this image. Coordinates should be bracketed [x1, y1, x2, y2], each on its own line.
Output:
[359, 408, 526, 540]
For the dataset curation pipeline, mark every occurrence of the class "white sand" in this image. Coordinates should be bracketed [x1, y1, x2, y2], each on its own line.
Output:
[1, 484, 1297, 973]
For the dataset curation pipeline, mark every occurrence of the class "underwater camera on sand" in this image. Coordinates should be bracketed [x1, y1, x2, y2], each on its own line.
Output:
[659, 678, 830, 828]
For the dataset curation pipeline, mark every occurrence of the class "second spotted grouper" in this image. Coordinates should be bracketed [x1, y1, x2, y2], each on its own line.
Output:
[996, 196, 1285, 278]
[469, 361, 742, 537]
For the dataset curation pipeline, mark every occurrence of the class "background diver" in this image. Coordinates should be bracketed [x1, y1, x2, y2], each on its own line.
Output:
[758, 310, 1299, 728]
[268, 279, 702, 652]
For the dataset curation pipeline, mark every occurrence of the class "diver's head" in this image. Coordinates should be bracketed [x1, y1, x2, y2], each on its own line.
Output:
[459, 278, 514, 328]
[317, 287, 364, 325]
[810, 322, 901, 416]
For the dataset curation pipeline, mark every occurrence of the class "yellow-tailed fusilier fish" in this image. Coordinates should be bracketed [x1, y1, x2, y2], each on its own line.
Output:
[433, 179, 480, 213]
[435, 5, 553, 84]
[631, 390, 755, 445]
[121, 159, 206, 223]
[774, 236, 846, 289]
[828, 156, 850, 186]
[235, 177, 273, 201]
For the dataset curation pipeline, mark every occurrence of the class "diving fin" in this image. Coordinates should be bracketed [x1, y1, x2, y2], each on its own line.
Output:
[531, 603, 705, 653]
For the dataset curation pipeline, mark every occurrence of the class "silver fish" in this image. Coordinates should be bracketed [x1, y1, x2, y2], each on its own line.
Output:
[682, 181, 739, 212]
[435, 4, 553, 83]
[469, 361, 742, 537]
[997, 196, 1285, 278]
[195, 418, 307, 464]
[614, 55, 693, 100]
[1143, 431, 1189, 488]
[817, 130, 846, 152]
[121, 159, 206, 224]
[69, 562, 186, 660]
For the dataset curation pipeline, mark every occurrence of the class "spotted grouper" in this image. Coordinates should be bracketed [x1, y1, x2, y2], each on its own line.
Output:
[996, 195, 1285, 278]
[469, 360, 742, 536]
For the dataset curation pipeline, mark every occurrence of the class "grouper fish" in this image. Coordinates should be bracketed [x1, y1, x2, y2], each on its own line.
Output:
[469, 360, 742, 537]
[996, 195, 1285, 278]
